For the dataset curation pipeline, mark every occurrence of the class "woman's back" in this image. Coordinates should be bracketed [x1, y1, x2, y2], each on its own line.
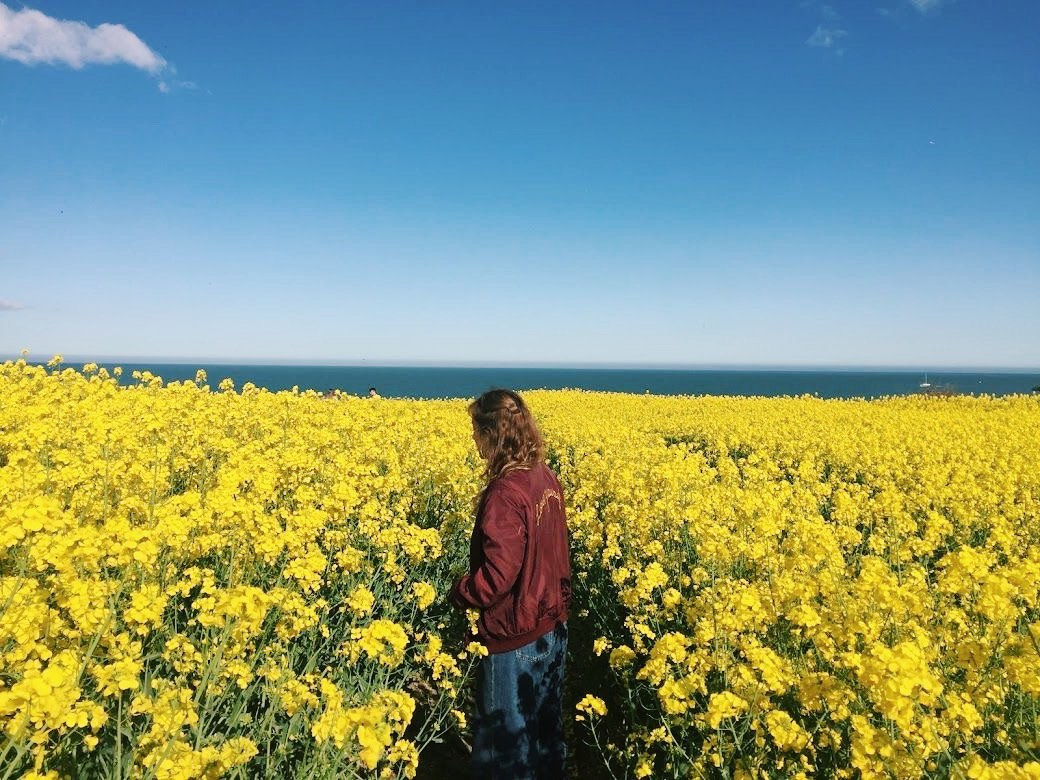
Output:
[462, 463, 571, 653]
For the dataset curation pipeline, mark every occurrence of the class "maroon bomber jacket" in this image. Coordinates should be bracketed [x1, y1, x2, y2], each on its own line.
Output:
[449, 462, 572, 653]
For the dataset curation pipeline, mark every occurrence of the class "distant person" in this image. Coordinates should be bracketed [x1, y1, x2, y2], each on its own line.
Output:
[368, 386, 379, 398]
[450, 389, 571, 778]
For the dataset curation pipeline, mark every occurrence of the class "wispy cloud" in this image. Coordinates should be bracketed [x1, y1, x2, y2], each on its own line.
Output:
[802, 2, 847, 53]
[0, 2, 165, 74]
[801, 1, 840, 22]
[807, 25, 848, 49]
[157, 67, 197, 94]
[908, 0, 946, 12]
[0, 299, 25, 311]
[878, 1, 953, 25]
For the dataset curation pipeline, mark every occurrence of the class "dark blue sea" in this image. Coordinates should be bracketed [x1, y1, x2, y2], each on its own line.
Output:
[43, 361, 1040, 400]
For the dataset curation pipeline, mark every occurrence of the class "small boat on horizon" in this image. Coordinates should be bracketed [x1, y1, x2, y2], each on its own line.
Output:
[919, 373, 932, 388]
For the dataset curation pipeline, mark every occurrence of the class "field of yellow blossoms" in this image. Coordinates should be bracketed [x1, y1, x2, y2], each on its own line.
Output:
[1, 357, 1038, 779]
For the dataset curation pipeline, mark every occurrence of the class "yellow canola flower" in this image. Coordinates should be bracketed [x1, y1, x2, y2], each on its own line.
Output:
[409, 581, 437, 610]
[138, 736, 258, 780]
[576, 694, 608, 720]
[764, 710, 811, 752]
[705, 691, 750, 729]
[276, 678, 320, 716]
[123, 583, 169, 635]
[962, 756, 1040, 779]
[3, 360, 1040, 778]
[312, 683, 416, 770]
[385, 739, 420, 779]
[0, 649, 82, 739]
[346, 585, 376, 616]
[464, 640, 488, 658]
[609, 644, 637, 670]
[350, 620, 410, 667]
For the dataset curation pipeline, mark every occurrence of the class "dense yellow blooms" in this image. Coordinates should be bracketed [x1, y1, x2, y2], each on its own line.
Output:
[0, 359, 481, 777]
[545, 389, 1040, 778]
[1, 357, 1038, 778]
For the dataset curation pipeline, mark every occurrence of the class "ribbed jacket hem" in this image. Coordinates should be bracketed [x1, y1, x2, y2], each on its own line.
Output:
[479, 615, 567, 655]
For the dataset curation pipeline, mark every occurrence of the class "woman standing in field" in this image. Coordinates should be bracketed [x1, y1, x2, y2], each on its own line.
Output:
[450, 389, 572, 779]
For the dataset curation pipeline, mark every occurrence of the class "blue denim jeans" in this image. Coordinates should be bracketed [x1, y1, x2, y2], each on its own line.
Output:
[471, 622, 567, 779]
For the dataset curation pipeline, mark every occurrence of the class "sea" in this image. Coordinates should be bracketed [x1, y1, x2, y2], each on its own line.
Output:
[33, 361, 1040, 400]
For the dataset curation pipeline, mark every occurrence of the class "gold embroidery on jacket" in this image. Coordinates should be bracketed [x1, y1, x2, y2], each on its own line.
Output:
[535, 488, 562, 526]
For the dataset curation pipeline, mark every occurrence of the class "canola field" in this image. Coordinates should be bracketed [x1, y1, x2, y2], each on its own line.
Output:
[1, 357, 1038, 779]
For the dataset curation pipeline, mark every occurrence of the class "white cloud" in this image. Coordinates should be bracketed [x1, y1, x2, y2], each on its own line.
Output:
[0, 299, 25, 311]
[877, 1, 952, 24]
[807, 25, 848, 48]
[157, 66, 197, 94]
[801, 1, 841, 22]
[0, 2, 165, 73]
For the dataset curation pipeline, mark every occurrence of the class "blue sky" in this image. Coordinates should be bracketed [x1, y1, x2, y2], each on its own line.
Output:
[1, 1, 1037, 367]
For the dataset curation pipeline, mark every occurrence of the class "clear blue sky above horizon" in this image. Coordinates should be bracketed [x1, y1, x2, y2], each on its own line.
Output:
[2, 1, 1038, 368]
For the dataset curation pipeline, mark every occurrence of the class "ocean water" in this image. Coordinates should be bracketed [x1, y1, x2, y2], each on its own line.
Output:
[45, 362, 1040, 400]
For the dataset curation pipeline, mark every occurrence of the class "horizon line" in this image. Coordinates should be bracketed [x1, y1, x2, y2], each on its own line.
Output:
[7, 354, 1040, 373]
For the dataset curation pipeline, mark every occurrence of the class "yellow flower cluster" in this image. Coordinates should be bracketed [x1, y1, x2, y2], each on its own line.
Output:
[311, 680, 416, 770]
[0, 358, 482, 777]
[537, 390, 1040, 778]
[2, 357, 1038, 778]
[576, 694, 608, 720]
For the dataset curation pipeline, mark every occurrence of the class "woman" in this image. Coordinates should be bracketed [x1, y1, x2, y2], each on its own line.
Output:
[450, 389, 572, 779]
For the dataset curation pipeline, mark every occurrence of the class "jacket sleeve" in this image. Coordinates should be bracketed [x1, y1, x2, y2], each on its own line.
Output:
[450, 486, 527, 610]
